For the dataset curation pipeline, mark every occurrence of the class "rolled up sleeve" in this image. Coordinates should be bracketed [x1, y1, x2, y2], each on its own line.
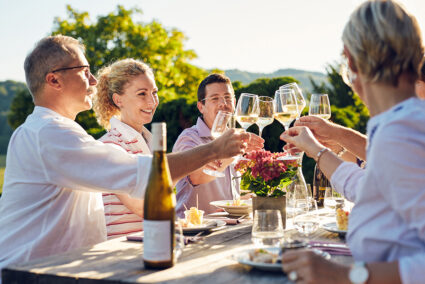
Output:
[330, 162, 364, 202]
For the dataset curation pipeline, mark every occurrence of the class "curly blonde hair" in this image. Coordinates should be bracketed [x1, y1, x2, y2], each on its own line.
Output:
[342, 0, 424, 86]
[93, 59, 154, 129]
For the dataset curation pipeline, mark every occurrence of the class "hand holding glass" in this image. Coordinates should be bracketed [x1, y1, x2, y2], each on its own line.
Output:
[203, 111, 233, 178]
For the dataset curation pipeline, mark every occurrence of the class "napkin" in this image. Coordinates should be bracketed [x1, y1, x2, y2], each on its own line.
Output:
[309, 241, 352, 256]
[209, 217, 247, 225]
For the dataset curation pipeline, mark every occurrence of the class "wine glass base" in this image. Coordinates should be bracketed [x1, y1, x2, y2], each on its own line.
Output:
[203, 169, 225, 178]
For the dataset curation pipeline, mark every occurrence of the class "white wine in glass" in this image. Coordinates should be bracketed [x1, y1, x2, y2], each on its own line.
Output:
[235, 93, 260, 130]
[309, 94, 331, 120]
[279, 83, 306, 116]
[273, 89, 298, 130]
[256, 96, 274, 137]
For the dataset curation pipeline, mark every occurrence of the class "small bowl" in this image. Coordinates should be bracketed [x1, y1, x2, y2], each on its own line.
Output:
[184, 209, 205, 226]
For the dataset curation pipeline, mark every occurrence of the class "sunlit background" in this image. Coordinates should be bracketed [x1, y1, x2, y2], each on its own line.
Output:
[1, 0, 424, 82]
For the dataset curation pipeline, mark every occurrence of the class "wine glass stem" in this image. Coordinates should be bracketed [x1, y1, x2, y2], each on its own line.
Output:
[258, 127, 263, 138]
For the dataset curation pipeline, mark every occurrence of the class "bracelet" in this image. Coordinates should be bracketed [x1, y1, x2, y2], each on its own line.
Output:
[315, 147, 330, 167]
[336, 147, 347, 157]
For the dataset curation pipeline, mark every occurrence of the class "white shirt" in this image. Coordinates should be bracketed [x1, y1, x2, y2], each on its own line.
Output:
[0, 107, 152, 273]
[100, 117, 151, 239]
[331, 97, 425, 284]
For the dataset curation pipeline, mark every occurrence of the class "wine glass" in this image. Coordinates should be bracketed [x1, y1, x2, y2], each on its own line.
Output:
[274, 89, 298, 131]
[252, 210, 284, 248]
[323, 187, 345, 213]
[203, 111, 234, 178]
[274, 89, 298, 160]
[293, 200, 320, 240]
[309, 94, 331, 120]
[280, 83, 306, 116]
[256, 96, 274, 137]
[235, 93, 260, 131]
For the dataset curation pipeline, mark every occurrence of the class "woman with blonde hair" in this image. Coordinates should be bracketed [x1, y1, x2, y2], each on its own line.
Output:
[94, 58, 159, 239]
[280, 0, 425, 283]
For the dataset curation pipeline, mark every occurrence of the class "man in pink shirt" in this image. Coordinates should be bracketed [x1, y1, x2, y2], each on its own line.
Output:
[173, 74, 263, 216]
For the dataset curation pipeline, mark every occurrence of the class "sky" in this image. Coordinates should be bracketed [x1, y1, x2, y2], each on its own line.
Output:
[1, 0, 424, 82]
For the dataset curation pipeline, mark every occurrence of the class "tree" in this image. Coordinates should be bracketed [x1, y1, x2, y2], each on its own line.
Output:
[53, 5, 207, 103]
[7, 89, 34, 130]
[310, 64, 369, 133]
[7, 5, 208, 143]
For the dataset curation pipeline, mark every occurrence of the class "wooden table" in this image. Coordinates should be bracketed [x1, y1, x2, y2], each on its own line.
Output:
[2, 220, 352, 283]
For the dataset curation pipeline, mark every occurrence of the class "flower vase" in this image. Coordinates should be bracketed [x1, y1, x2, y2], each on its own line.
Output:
[252, 195, 286, 229]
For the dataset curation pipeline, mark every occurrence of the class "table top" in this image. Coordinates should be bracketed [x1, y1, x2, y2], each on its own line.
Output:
[2, 219, 352, 283]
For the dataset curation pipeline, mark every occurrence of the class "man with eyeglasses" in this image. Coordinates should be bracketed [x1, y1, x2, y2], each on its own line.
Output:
[172, 74, 263, 217]
[0, 36, 262, 273]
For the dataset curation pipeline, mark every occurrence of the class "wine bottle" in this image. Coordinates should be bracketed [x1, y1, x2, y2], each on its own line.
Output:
[313, 164, 331, 207]
[143, 122, 176, 269]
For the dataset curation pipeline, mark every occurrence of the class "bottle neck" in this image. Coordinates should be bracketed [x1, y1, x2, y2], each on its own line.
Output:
[152, 134, 166, 152]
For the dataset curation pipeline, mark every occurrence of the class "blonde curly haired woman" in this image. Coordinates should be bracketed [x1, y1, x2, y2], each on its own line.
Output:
[94, 59, 159, 239]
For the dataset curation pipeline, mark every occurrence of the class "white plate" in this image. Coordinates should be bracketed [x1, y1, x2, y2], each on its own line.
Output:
[233, 247, 330, 272]
[210, 199, 252, 216]
[178, 219, 226, 234]
[322, 222, 347, 236]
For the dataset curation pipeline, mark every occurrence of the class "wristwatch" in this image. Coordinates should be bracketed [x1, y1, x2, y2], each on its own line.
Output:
[349, 261, 369, 284]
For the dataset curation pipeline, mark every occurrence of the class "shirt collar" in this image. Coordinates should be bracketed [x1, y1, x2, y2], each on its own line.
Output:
[109, 117, 145, 142]
[195, 117, 212, 138]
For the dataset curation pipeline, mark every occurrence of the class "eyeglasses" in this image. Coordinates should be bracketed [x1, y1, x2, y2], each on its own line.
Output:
[201, 95, 235, 104]
[51, 65, 90, 73]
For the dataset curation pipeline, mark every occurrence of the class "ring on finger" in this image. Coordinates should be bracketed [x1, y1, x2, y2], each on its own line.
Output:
[288, 270, 298, 281]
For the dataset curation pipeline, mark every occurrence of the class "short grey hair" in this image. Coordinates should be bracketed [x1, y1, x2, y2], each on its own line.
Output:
[24, 35, 85, 98]
[342, 0, 424, 85]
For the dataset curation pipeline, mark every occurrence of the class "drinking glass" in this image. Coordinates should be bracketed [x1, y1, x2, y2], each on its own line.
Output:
[235, 93, 260, 130]
[309, 94, 331, 120]
[324, 187, 345, 212]
[274, 89, 298, 130]
[274, 89, 299, 160]
[280, 83, 306, 116]
[293, 200, 320, 239]
[203, 111, 234, 177]
[286, 183, 310, 219]
[174, 221, 185, 261]
[252, 210, 284, 247]
[256, 96, 274, 137]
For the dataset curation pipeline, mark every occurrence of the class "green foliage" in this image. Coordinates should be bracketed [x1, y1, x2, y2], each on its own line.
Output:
[53, 5, 207, 102]
[150, 98, 198, 151]
[0, 81, 27, 154]
[7, 88, 34, 130]
[310, 64, 369, 133]
[239, 167, 296, 197]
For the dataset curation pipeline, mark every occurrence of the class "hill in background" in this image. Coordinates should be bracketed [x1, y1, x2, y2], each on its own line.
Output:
[224, 68, 327, 93]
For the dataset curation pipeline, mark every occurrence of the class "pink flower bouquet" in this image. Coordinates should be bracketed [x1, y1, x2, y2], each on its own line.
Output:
[234, 149, 298, 197]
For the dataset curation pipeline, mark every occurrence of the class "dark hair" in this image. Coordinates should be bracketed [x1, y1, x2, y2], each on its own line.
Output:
[197, 73, 233, 103]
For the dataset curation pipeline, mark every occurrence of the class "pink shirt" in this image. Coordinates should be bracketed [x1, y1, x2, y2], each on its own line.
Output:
[99, 117, 152, 239]
[172, 117, 240, 217]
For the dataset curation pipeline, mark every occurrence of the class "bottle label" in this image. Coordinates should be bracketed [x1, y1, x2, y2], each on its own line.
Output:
[143, 220, 171, 261]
